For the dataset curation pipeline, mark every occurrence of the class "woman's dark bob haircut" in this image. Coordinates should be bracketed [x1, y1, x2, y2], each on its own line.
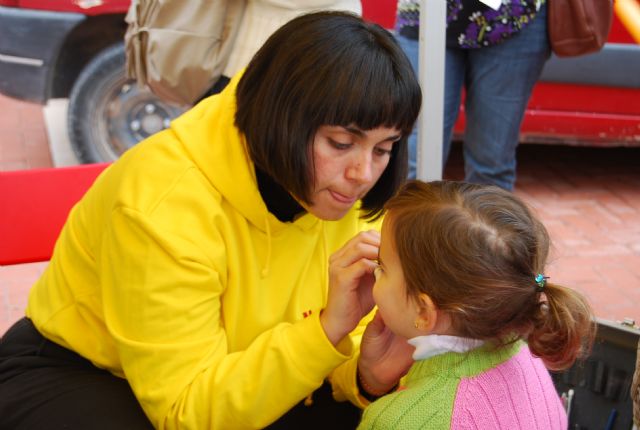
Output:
[235, 11, 421, 220]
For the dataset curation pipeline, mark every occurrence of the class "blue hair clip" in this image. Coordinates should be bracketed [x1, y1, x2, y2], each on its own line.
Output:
[535, 274, 548, 292]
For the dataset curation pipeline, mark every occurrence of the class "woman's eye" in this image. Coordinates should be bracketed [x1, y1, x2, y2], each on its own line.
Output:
[373, 146, 392, 157]
[329, 139, 352, 150]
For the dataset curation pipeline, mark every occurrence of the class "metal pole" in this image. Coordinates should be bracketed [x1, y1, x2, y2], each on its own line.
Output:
[417, 0, 446, 181]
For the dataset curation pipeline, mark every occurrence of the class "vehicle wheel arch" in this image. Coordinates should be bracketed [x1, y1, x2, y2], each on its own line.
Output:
[49, 13, 127, 99]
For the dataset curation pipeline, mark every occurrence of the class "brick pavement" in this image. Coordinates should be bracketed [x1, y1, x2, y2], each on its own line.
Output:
[1, 94, 639, 336]
[445, 143, 640, 328]
[513, 144, 640, 325]
[0, 93, 51, 171]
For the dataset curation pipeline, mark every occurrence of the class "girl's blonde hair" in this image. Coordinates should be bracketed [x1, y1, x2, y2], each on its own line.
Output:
[384, 180, 595, 370]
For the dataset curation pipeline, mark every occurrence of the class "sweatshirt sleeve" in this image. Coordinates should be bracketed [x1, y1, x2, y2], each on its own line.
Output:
[330, 310, 376, 409]
[100, 206, 353, 429]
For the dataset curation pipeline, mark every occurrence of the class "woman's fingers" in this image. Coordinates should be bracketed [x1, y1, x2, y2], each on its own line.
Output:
[321, 231, 382, 345]
[363, 309, 386, 336]
[329, 230, 380, 296]
[330, 254, 377, 286]
[330, 230, 380, 267]
[358, 311, 415, 389]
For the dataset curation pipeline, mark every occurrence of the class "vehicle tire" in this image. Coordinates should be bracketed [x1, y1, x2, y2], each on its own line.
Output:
[67, 43, 187, 163]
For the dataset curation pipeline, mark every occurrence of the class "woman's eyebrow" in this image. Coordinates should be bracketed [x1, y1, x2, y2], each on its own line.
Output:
[384, 135, 402, 143]
[343, 126, 365, 137]
[342, 126, 401, 143]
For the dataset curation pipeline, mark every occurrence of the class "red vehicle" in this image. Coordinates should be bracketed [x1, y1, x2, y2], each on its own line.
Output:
[0, 0, 639, 163]
[520, 3, 640, 147]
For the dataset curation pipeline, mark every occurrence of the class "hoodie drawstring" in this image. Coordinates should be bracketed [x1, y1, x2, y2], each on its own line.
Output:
[261, 217, 272, 278]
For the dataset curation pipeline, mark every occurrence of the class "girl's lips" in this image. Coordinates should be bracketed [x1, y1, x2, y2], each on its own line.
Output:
[329, 189, 357, 205]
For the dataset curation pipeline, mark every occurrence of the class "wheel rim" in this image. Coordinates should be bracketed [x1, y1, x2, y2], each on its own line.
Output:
[93, 78, 186, 161]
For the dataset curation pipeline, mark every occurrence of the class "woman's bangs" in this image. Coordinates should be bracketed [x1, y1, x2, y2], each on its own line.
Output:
[317, 54, 420, 134]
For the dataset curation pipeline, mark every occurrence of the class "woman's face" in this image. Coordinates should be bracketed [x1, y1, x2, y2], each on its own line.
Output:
[373, 217, 419, 339]
[301, 125, 401, 221]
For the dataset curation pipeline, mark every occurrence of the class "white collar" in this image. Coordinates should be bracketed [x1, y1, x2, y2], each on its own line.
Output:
[408, 335, 484, 360]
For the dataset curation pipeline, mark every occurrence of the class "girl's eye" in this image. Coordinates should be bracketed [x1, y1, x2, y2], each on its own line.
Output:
[329, 139, 352, 150]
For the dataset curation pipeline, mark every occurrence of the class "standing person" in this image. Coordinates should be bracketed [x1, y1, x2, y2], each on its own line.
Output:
[223, 0, 362, 79]
[0, 12, 421, 429]
[358, 180, 595, 429]
[204, 0, 364, 98]
[396, 0, 551, 190]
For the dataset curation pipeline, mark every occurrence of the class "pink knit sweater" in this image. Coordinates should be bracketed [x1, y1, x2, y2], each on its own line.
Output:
[451, 344, 567, 428]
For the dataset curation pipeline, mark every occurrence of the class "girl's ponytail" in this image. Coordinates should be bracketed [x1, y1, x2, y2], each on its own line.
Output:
[528, 281, 596, 371]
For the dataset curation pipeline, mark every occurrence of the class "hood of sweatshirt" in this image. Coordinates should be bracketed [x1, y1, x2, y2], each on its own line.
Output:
[168, 73, 316, 237]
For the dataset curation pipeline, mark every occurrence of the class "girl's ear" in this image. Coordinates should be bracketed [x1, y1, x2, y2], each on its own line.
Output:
[413, 293, 438, 333]
[414, 293, 452, 335]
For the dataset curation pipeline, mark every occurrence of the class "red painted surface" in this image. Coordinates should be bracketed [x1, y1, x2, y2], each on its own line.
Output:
[362, 0, 397, 29]
[14, 0, 129, 15]
[12, 0, 637, 41]
[0, 163, 109, 265]
[609, 7, 637, 43]
[522, 84, 640, 145]
[5, 0, 640, 145]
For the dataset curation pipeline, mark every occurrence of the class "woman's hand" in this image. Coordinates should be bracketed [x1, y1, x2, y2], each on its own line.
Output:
[321, 230, 380, 346]
[358, 311, 415, 394]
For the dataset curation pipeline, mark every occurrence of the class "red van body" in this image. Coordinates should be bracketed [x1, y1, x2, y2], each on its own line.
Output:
[365, 0, 640, 147]
[0, 0, 638, 162]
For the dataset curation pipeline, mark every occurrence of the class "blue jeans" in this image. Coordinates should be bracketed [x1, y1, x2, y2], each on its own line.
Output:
[399, 3, 550, 190]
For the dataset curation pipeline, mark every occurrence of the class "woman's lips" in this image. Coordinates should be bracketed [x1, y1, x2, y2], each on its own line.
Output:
[329, 189, 357, 205]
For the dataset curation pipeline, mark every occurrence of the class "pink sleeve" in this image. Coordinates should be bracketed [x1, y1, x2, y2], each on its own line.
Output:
[451, 347, 567, 429]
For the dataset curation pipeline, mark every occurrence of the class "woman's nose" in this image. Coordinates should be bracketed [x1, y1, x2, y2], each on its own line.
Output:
[347, 153, 374, 183]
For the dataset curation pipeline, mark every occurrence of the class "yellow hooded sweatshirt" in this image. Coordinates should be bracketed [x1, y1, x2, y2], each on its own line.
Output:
[26, 74, 375, 429]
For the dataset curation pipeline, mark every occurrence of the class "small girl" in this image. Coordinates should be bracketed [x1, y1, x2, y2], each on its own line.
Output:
[358, 180, 595, 429]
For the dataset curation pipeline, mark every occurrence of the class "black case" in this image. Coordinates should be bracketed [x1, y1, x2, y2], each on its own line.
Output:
[552, 318, 640, 430]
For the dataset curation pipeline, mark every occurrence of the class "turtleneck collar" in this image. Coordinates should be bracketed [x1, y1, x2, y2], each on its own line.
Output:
[255, 166, 305, 223]
[408, 335, 484, 361]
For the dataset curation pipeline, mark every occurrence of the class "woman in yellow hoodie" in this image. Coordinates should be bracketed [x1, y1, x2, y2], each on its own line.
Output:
[0, 11, 421, 429]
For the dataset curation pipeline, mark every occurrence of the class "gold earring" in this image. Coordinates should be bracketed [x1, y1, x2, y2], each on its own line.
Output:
[414, 321, 419, 329]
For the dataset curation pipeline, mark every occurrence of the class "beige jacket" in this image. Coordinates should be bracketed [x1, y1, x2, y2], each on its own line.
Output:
[126, 0, 361, 105]
[224, 0, 362, 77]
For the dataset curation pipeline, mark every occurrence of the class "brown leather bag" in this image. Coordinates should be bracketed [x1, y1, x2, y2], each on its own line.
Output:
[547, 0, 614, 57]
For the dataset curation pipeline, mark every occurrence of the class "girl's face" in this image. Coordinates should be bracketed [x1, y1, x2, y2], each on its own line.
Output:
[300, 125, 401, 221]
[373, 218, 421, 339]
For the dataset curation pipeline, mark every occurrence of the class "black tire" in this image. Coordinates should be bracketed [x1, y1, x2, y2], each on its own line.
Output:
[67, 43, 187, 163]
